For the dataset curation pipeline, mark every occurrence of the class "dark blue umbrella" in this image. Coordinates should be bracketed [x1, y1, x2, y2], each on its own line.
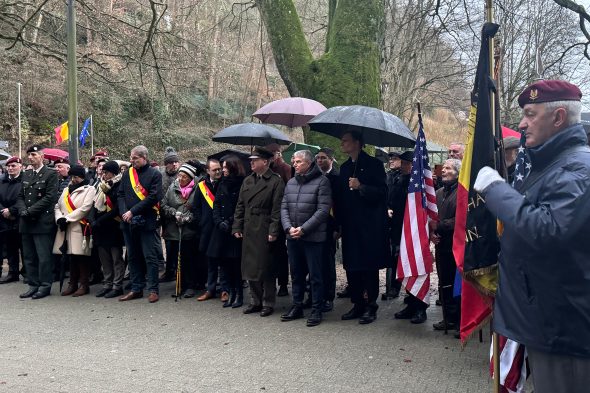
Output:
[308, 105, 415, 148]
[212, 123, 292, 146]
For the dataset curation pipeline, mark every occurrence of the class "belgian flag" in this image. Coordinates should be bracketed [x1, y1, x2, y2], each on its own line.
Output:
[452, 22, 502, 342]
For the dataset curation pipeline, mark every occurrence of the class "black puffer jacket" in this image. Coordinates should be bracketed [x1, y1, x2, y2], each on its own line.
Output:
[0, 173, 22, 232]
[280, 163, 331, 243]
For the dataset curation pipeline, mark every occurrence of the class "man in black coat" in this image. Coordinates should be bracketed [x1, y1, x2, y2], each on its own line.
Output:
[0, 157, 23, 283]
[315, 147, 339, 311]
[117, 145, 163, 303]
[16, 146, 58, 299]
[336, 131, 391, 324]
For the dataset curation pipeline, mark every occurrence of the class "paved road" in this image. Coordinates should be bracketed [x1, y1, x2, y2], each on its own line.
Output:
[0, 274, 498, 393]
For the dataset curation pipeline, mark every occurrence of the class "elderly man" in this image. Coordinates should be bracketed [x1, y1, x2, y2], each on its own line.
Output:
[233, 147, 285, 317]
[117, 145, 163, 303]
[474, 80, 590, 392]
[431, 158, 461, 331]
[0, 157, 23, 284]
[16, 146, 58, 299]
[54, 158, 70, 195]
[315, 147, 339, 310]
[280, 150, 331, 326]
[447, 142, 464, 160]
[336, 131, 391, 324]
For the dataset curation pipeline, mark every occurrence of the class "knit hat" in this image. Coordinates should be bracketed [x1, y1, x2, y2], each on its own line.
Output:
[164, 146, 179, 165]
[178, 163, 197, 179]
[102, 160, 120, 175]
[68, 165, 86, 179]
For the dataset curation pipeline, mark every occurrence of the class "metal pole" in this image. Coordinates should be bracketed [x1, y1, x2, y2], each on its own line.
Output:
[67, 0, 79, 162]
[90, 114, 94, 156]
[17, 82, 22, 157]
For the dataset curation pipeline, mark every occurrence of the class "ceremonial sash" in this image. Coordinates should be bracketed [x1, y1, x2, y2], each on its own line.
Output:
[63, 188, 90, 232]
[198, 180, 215, 209]
[128, 167, 160, 213]
[105, 195, 122, 222]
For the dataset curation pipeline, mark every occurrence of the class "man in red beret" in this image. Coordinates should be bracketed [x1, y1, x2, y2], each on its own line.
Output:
[474, 80, 590, 392]
[0, 157, 23, 283]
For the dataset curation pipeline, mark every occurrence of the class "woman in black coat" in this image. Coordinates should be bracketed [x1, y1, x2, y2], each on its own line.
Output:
[207, 155, 245, 308]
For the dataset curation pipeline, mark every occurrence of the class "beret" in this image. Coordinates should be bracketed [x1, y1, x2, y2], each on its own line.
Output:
[6, 156, 22, 165]
[518, 80, 582, 108]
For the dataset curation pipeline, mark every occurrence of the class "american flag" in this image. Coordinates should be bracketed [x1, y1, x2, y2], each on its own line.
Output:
[489, 129, 530, 393]
[396, 113, 438, 304]
[512, 130, 531, 189]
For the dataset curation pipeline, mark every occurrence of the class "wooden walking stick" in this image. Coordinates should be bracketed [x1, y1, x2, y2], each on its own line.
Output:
[175, 226, 183, 302]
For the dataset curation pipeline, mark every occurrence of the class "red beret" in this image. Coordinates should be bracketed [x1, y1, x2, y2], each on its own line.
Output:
[6, 156, 22, 165]
[518, 80, 582, 108]
[95, 150, 108, 157]
[54, 157, 70, 165]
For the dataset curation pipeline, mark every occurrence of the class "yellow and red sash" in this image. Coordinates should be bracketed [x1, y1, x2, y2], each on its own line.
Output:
[129, 167, 160, 213]
[105, 195, 122, 222]
[198, 180, 215, 209]
[63, 188, 90, 233]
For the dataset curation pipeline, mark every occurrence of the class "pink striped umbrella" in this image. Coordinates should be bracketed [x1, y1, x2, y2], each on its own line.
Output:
[253, 97, 327, 128]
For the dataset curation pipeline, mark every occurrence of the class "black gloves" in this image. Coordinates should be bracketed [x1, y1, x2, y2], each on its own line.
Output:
[219, 220, 231, 233]
[57, 217, 68, 232]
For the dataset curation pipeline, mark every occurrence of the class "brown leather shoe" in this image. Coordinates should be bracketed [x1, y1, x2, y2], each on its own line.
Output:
[119, 291, 143, 301]
[61, 285, 78, 296]
[220, 291, 229, 302]
[72, 286, 89, 297]
[148, 292, 159, 303]
[197, 291, 214, 301]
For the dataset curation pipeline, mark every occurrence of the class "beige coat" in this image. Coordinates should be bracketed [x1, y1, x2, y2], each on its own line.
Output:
[53, 184, 96, 256]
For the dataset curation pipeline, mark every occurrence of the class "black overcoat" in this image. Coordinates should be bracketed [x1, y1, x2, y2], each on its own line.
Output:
[207, 175, 244, 259]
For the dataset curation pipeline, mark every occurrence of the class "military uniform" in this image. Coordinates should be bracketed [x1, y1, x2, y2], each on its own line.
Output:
[16, 156, 58, 297]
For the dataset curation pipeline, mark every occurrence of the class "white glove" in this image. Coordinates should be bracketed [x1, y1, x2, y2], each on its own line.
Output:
[474, 166, 504, 192]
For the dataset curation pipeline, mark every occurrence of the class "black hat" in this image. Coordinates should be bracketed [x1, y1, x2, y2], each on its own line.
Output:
[164, 146, 179, 165]
[68, 165, 86, 178]
[399, 151, 414, 162]
[26, 145, 44, 154]
[388, 151, 401, 158]
[249, 147, 274, 160]
[102, 160, 120, 175]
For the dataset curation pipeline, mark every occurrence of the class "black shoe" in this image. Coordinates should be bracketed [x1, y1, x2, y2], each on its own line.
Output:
[322, 300, 334, 312]
[403, 295, 411, 304]
[394, 305, 415, 320]
[243, 304, 263, 314]
[381, 288, 400, 300]
[410, 309, 427, 324]
[0, 274, 19, 284]
[433, 320, 456, 331]
[302, 296, 312, 309]
[260, 306, 274, 317]
[232, 289, 244, 308]
[32, 291, 49, 300]
[336, 287, 351, 298]
[281, 305, 304, 321]
[223, 290, 236, 308]
[359, 304, 379, 324]
[277, 285, 289, 297]
[96, 288, 111, 298]
[19, 288, 38, 298]
[159, 274, 175, 283]
[454, 331, 461, 339]
[104, 288, 123, 298]
[306, 310, 322, 327]
[341, 305, 364, 320]
[183, 289, 196, 299]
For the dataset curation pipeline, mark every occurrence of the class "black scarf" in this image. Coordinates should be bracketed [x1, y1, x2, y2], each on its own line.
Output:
[68, 178, 89, 194]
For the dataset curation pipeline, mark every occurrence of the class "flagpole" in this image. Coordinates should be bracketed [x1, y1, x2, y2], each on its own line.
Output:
[66, 0, 79, 162]
[485, 0, 501, 391]
[17, 82, 22, 158]
[90, 114, 94, 156]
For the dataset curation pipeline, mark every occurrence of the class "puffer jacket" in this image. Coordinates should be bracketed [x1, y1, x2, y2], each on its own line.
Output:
[161, 179, 198, 240]
[280, 163, 331, 243]
[483, 124, 590, 357]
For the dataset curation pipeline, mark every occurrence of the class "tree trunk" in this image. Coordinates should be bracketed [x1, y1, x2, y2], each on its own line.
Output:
[255, 0, 383, 147]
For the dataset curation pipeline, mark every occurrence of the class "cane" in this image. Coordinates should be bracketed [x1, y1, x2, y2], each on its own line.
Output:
[175, 226, 183, 302]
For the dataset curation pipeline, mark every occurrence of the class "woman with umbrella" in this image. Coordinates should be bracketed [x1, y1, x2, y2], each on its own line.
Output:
[207, 155, 246, 308]
[161, 163, 201, 298]
[55, 165, 97, 297]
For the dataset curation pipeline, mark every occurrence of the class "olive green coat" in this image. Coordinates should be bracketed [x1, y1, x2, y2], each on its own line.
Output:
[232, 168, 284, 281]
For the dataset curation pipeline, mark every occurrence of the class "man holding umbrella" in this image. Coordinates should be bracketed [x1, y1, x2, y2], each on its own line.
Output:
[336, 131, 391, 324]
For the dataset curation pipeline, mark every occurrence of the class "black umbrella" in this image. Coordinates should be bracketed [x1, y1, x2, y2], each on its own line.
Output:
[212, 123, 292, 146]
[308, 105, 415, 148]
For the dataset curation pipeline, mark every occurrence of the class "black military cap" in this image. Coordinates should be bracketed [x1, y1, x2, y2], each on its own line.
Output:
[399, 151, 414, 162]
[26, 145, 44, 154]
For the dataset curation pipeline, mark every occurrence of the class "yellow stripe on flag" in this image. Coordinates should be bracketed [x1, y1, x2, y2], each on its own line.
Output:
[54, 122, 69, 145]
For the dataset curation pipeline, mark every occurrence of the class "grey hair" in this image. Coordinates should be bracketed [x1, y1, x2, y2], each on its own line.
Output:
[293, 150, 314, 163]
[131, 145, 149, 159]
[444, 158, 462, 175]
[544, 100, 582, 126]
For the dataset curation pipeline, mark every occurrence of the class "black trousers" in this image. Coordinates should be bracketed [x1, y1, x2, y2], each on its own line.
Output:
[0, 229, 21, 274]
[346, 269, 379, 305]
[275, 232, 289, 286]
[179, 238, 206, 291]
[435, 249, 460, 323]
[322, 238, 337, 301]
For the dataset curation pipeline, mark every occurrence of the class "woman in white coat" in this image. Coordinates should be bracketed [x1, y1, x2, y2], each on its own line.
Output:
[54, 165, 96, 297]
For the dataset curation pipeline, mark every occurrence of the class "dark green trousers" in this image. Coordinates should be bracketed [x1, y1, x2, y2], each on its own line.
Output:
[21, 233, 55, 294]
